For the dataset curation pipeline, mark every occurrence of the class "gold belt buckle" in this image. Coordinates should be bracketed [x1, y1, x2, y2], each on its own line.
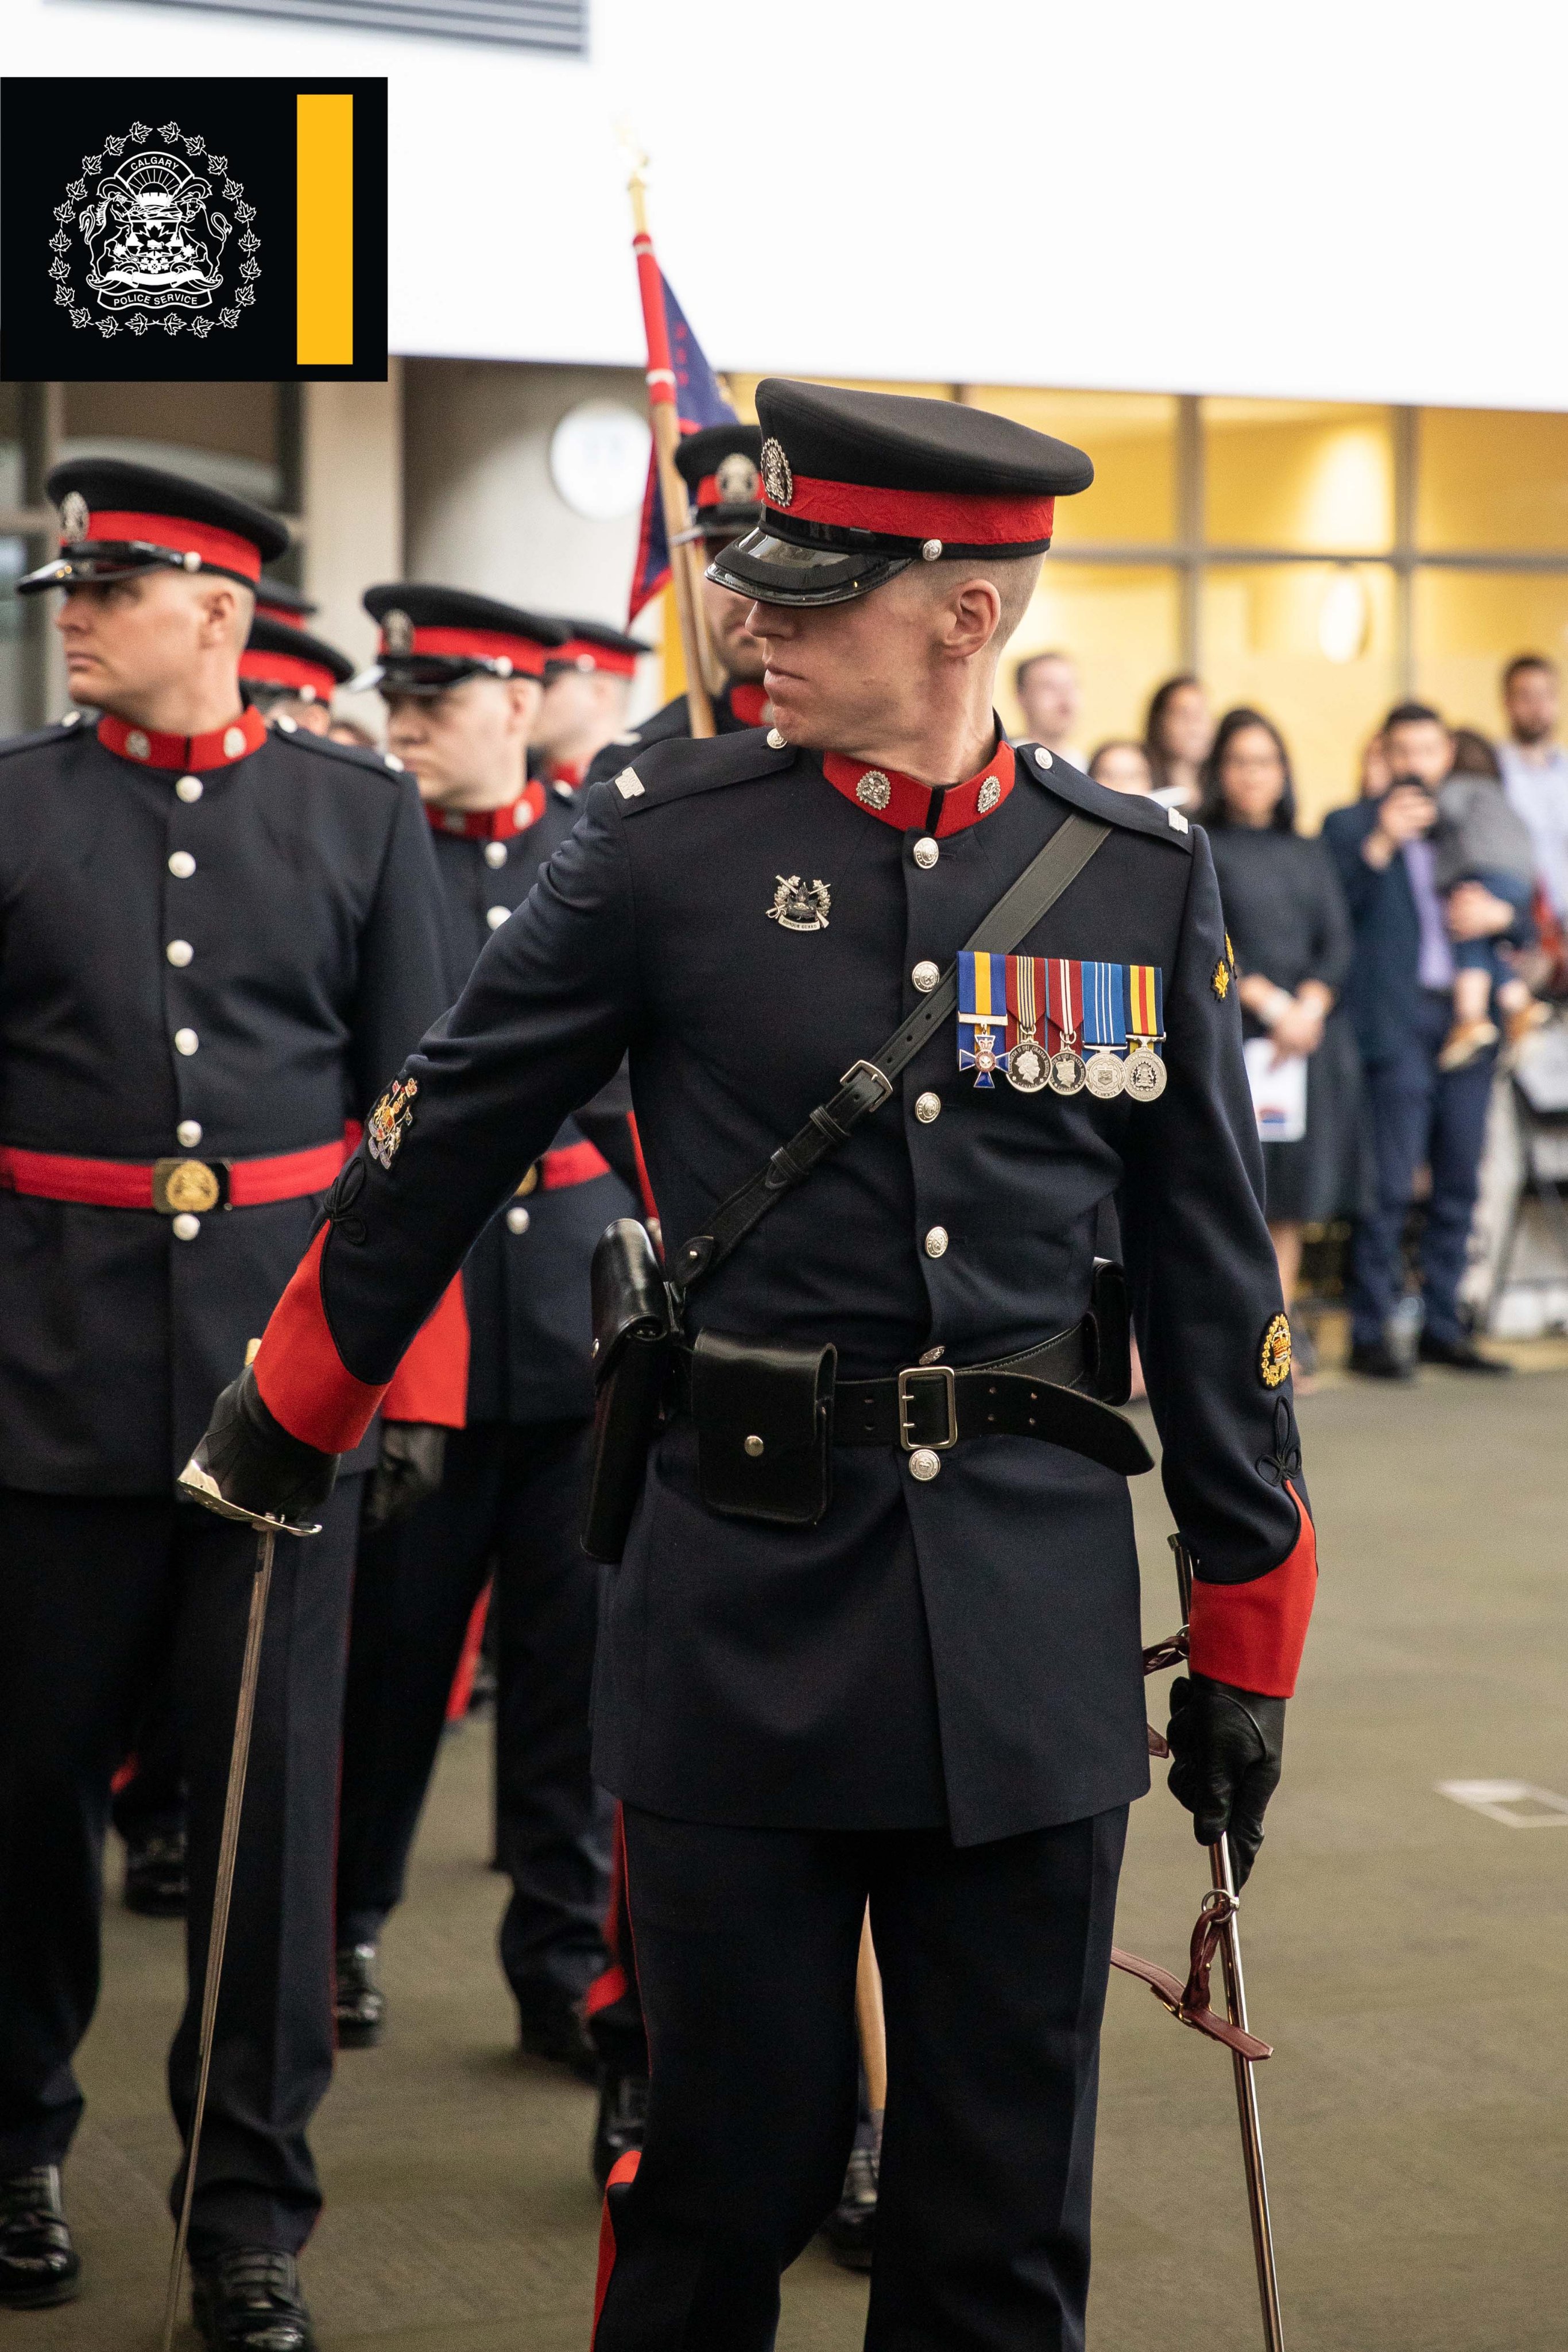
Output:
[153, 1157, 229, 1214]
[897, 1363, 958, 1452]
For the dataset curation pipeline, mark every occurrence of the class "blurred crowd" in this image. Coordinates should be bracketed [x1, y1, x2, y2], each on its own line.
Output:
[1013, 648, 1568, 1384]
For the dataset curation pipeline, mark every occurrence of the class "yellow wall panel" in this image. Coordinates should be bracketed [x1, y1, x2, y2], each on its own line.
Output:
[1418, 409, 1568, 552]
[1206, 400, 1393, 553]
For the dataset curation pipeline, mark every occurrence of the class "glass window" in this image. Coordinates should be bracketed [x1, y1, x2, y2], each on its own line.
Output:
[966, 388, 1177, 546]
[1002, 563, 1180, 756]
[1414, 569, 1568, 736]
[63, 384, 284, 507]
[1417, 408, 1568, 554]
[1205, 400, 1393, 554]
[1201, 563, 1397, 829]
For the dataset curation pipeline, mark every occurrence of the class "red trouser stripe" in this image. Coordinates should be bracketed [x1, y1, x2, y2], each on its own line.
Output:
[592, 2153, 642, 2339]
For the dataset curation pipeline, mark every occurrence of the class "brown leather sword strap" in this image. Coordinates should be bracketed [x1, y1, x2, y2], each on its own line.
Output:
[1111, 1890, 1273, 2063]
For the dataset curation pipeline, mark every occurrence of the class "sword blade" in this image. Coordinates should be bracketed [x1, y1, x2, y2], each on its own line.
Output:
[160, 1523, 276, 2352]
[1210, 1836, 1286, 2352]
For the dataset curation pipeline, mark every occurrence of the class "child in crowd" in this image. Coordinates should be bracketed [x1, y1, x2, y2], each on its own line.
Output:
[1435, 729, 1544, 1067]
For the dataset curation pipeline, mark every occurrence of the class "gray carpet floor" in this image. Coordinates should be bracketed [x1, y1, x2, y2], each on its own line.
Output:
[10, 1367, 1568, 2350]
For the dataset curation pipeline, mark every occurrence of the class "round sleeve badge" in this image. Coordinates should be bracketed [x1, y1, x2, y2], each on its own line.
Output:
[1259, 1312, 1292, 1388]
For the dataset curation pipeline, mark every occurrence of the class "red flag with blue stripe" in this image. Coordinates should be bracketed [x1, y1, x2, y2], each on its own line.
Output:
[627, 272, 735, 624]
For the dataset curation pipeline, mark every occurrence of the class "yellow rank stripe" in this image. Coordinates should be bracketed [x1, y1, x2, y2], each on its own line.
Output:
[296, 94, 354, 366]
[1129, 964, 1156, 1036]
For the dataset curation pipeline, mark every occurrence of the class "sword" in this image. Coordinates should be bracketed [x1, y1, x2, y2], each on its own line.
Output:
[1170, 1534, 1286, 2352]
[161, 1465, 320, 2352]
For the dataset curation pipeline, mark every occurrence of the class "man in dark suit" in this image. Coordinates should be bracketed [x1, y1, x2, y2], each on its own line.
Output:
[1323, 702, 1515, 1378]
[185, 384, 1315, 2351]
[0, 463, 464, 2351]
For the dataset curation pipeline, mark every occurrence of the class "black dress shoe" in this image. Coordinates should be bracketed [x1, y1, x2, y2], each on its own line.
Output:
[1418, 1332, 1512, 1374]
[123, 1826, 189, 1917]
[0, 2165, 80, 2308]
[1348, 1339, 1415, 1381]
[820, 2138, 878, 2273]
[334, 1944, 384, 2048]
[192, 2249, 314, 2351]
[592, 2064, 649, 2189]
[516, 1990, 597, 2082]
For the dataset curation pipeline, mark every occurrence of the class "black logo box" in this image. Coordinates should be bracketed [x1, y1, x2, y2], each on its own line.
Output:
[1, 78, 387, 382]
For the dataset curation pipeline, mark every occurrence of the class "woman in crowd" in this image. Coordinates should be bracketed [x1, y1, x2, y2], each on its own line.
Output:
[1201, 707, 1360, 1378]
[1143, 673, 1213, 810]
[1087, 738, 1153, 795]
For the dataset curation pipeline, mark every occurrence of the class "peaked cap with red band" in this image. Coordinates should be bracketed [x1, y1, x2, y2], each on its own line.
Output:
[708, 380, 1093, 609]
[18, 458, 289, 597]
[255, 575, 319, 629]
[674, 422, 765, 539]
[241, 613, 355, 705]
[541, 617, 651, 682]
[360, 583, 568, 693]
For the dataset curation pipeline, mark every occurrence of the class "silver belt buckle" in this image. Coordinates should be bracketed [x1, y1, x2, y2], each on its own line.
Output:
[897, 1362, 957, 1452]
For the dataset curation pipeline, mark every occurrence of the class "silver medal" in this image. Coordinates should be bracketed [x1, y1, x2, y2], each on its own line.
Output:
[1124, 1045, 1167, 1101]
[1083, 1049, 1126, 1100]
[1006, 1036, 1050, 1093]
[1047, 1048, 1086, 1097]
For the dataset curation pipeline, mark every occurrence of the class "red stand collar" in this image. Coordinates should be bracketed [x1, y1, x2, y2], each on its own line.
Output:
[821, 738, 1015, 837]
[425, 779, 546, 841]
[96, 705, 269, 772]
[727, 682, 769, 728]
[545, 759, 587, 791]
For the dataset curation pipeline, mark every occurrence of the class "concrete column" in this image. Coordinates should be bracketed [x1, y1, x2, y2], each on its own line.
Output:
[300, 365, 404, 730]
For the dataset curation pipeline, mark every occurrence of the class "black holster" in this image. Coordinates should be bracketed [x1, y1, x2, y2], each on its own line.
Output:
[581, 1218, 672, 1564]
[690, 1329, 836, 1526]
[1086, 1256, 1133, 1405]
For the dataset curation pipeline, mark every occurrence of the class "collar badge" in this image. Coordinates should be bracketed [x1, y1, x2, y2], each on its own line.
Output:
[977, 776, 1001, 813]
[856, 770, 891, 810]
[768, 874, 831, 932]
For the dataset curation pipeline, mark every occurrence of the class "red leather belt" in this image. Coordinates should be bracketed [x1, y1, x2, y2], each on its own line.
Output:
[517, 1139, 612, 1196]
[0, 1138, 351, 1215]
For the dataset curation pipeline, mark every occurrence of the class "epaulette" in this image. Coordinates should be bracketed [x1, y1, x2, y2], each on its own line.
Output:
[269, 718, 410, 784]
[1016, 741, 1195, 853]
[601, 727, 794, 817]
[0, 713, 90, 762]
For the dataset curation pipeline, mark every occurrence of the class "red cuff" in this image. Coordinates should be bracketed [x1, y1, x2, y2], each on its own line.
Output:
[252, 1227, 386, 1453]
[1187, 1482, 1317, 1698]
[382, 1275, 470, 1426]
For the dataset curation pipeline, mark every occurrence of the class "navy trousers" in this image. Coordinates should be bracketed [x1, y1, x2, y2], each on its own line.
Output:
[335, 1417, 611, 2010]
[594, 1804, 1127, 2352]
[1349, 989, 1497, 1347]
[0, 1477, 362, 2257]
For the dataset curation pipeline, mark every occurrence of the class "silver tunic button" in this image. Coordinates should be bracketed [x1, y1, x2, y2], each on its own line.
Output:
[912, 837, 939, 869]
[177, 1119, 203, 1148]
[912, 960, 940, 993]
[485, 841, 508, 869]
[766, 728, 787, 749]
[176, 775, 203, 803]
[908, 1448, 942, 1481]
[166, 939, 193, 967]
[915, 1092, 942, 1124]
[506, 1204, 531, 1235]
[174, 1027, 199, 1055]
[1034, 745, 1054, 771]
[487, 905, 510, 930]
[744, 1435, 765, 1457]
[171, 1213, 201, 1240]
[168, 850, 196, 879]
[924, 1225, 949, 1259]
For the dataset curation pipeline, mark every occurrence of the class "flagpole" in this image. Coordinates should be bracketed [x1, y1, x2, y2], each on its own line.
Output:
[626, 151, 716, 740]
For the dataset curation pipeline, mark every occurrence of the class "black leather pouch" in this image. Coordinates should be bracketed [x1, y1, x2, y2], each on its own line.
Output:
[581, 1218, 672, 1564]
[1087, 1256, 1133, 1405]
[690, 1329, 836, 1526]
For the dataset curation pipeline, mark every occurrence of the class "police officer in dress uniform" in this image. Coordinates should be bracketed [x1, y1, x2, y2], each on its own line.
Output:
[583, 423, 771, 786]
[185, 386, 1317, 2351]
[241, 613, 356, 737]
[331, 586, 646, 2069]
[0, 462, 465, 2352]
[531, 621, 652, 791]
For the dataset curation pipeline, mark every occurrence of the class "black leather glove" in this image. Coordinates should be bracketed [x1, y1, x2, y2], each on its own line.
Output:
[1166, 1672, 1285, 1887]
[185, 1366, 339, 1525]
[363, 1422, 447, 1532]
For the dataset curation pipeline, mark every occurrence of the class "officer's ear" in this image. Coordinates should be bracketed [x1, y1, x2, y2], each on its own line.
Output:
[191, 575, 251, 653]
[506, 675, 543, 739]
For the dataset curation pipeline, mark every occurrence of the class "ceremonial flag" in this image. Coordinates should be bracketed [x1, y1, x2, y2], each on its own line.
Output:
[627, 269, 734, 622]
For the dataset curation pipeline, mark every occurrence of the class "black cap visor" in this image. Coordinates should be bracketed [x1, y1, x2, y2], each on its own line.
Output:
[706, 526, 912, 609]
[16, 540, 257, 596]
[369, 653, 524, 698]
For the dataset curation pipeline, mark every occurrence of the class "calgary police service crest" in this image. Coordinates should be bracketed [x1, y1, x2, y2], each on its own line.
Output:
[49, 120, 259, 341]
